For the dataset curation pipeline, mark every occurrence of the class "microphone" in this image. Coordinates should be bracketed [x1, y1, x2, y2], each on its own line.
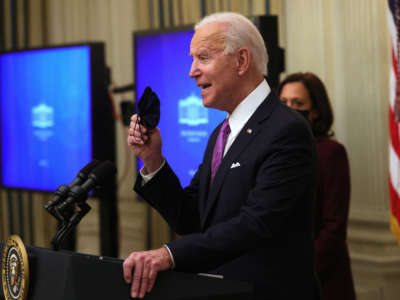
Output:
[55, 160, 116, 214]
[44, 159, 101, 211]
[69, 159, 102, 187]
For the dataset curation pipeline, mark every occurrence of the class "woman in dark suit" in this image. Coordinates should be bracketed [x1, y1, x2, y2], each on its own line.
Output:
[279, 72, 356, 300]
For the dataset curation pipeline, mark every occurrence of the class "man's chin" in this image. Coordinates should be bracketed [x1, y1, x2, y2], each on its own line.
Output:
[202, 98, 226, 111]
[202, 98, 213, 108]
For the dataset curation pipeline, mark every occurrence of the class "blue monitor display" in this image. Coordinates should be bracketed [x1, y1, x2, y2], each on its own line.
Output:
[0, 45, 97, 192]
[134, 28, 226, 187]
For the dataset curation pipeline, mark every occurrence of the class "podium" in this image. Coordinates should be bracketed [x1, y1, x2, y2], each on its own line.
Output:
[0, 241, 253, 300]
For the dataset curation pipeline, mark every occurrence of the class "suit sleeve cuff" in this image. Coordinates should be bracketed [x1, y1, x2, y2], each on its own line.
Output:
[163, 244, 176, 269]
[140, 160, 166, 185]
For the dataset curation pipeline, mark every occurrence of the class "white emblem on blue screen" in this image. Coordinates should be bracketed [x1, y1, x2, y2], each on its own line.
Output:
[32, 103, 54, 128]
[178, 94, 208, 126]
[32, 103, 54, 142]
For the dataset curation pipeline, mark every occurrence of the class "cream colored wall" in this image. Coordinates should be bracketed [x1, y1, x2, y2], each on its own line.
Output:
[282, 0, 390, 217]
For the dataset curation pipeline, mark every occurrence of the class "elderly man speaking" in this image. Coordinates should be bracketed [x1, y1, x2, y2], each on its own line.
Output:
[124, 12, 318, 300]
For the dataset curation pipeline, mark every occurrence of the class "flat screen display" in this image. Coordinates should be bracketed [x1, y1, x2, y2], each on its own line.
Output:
[134, 28, 226, 187]
[0, 45, 93, 191]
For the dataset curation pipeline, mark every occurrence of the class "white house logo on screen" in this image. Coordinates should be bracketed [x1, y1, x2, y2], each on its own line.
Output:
[178, 94, 208, 126]
[32, 104, 54, 129]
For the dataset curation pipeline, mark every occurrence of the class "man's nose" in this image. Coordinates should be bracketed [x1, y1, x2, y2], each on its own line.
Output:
[189, 61, 199, 78]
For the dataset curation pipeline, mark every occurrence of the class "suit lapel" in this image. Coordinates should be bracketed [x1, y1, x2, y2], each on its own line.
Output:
[200, 93, 280, 229]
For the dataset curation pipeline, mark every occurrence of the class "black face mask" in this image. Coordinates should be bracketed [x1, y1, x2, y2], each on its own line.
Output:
[294, 109, 310, 120]
[137, 86, 160, 129]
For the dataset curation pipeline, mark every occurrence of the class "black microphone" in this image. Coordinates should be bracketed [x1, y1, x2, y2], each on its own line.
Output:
[44, 159, 101, 211]
[55, 160, 116, 214]
[69, 159, 101, 187]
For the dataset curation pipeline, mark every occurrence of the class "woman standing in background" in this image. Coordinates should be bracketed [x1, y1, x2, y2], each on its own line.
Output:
[279, 72, 356, 300]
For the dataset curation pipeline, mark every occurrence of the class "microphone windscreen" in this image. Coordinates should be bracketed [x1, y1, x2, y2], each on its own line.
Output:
[79, 159, 101, 175]
[90, 160, 117, 184]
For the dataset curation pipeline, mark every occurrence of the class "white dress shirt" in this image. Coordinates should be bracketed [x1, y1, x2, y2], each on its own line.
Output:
[223, 79, 271, 156]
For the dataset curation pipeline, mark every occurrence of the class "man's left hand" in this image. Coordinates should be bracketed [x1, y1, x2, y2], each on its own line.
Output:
[123, 247, 173, 298]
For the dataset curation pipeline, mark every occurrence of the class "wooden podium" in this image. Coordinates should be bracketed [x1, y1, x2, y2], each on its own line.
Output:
[0, 240, 253, 300]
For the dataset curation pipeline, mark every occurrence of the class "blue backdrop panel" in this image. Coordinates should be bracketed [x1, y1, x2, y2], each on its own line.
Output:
[0, 46, 92, 191]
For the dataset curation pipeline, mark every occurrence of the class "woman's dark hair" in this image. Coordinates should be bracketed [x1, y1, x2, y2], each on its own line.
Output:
[278, 72, 334, 137]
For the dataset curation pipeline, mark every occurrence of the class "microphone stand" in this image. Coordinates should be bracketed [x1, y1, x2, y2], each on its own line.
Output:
[44, 184, 70, 222]
[47, 160, 116, 252]
[51, 197, 91, 251]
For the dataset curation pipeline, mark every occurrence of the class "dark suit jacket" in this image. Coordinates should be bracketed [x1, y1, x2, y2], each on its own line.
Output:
[314, 137, 355, 300]
[134, 93, 318, 300]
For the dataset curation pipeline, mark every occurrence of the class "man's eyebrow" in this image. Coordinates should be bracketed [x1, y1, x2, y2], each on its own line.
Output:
[189, 48, 209, 56]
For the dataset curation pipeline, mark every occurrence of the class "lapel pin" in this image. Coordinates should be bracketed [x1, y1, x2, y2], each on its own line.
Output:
[247, 128, 252, 134]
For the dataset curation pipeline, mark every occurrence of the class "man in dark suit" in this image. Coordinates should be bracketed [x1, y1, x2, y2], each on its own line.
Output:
[124, 12, 318, 300]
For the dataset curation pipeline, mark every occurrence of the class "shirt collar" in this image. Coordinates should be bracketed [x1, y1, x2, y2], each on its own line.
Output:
[228, 79, 271, 138]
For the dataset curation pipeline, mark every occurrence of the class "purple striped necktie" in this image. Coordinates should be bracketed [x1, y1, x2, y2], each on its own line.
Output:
[210, 118, 231, 183]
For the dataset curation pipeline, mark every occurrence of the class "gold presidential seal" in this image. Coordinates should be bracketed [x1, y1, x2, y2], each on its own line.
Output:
[1, 235, 29, 300]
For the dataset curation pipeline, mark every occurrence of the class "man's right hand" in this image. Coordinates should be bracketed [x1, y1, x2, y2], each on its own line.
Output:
[127, 114, 164, 173]
[123, 247, 173, 299]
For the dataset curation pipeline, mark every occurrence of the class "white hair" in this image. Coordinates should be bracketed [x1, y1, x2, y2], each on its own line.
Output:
[195, 12, 268, 76]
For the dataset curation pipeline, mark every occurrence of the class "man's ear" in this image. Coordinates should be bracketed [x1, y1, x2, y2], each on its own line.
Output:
[236, 47, 250, 76]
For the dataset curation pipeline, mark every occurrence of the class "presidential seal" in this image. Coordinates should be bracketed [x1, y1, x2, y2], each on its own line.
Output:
[1, 235, 29, 300]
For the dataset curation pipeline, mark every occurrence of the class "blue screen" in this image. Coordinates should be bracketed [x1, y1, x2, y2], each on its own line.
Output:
[135, 30, 226, 187]
[0, 46, 92, 191]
